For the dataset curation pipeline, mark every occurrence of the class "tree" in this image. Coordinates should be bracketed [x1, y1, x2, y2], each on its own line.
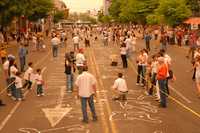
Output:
[156, 0, 192, 26]
[186, 0, 200, 16]
[0, 0, 54, 29]
[109, 0, 159, 23]
[27, 0, 54, 22]
[53, 10, 65, 23]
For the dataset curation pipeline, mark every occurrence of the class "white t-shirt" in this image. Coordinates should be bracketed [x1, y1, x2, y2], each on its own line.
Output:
[73, 36, 79, 44]
[142, 53, 148, 66]
[10, 66, 18, 78]
[75, 72, 97, 97]
[35, 73, 43, 85]
[76, 53, 86, 66]
[112, 78, 128, 92]
[125, 38, 132, 49]
[164, 54, 172, 66]
[15, 76, 23, 88]
[51, 37, 60, 46]
[120, 47, 128, 55]
[24, 67, 33, 81]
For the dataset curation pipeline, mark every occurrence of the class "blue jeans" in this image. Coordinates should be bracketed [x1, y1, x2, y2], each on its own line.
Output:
[16, 88, 23, 99]
[10, 77, 17, 98]
[81, 95, 97, 121]
[19, 56, 26, 72]
[52, 45, 58, 57]
[142, 65, 146, 85]
[158, 79, 167, 107]
[37, 84, 43, 95]
[66, 74, 73, 92]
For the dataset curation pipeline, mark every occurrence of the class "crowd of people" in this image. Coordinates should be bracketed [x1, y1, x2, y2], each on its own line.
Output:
[0, 24, 200, 124]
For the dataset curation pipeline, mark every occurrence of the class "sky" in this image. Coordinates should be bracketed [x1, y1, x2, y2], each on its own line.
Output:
[62, 0, 103, 13]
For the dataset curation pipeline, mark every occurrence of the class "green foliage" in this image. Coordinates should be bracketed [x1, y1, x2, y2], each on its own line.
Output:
[98, 11, 111, 23]
[0, 0, 53, 28]
[53, 10, 65, 23]
[28, 0, 54, 22]
[146, 14, 162, 25]
[109, 0, 159, 23]
[156, 0, 192, 26]
[109, 0, 192, 25]
[186, 0, 200, 16]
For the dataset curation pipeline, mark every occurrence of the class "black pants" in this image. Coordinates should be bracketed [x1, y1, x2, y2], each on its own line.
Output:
[146, 41, 150, 51]
[137, 65, 144, 84]
[121, 54, 128, 68]
[23, 80, 32, 90]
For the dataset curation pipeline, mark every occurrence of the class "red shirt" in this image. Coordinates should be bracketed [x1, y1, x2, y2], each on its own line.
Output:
[157, 64, 168, 80]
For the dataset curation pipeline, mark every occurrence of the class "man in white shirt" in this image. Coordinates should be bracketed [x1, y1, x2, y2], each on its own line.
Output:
[76, 49, 86, 74]
[51, 35, 60, 57]
[73, 35, 79, 51]
[75, 66, 97, 123]
[112, 73, 128, 101]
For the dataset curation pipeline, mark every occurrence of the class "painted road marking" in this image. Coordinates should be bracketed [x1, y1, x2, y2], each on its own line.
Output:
[42, 86, 72, 127]
[89, 48, 118, 133]
[18, 124, 89, 133]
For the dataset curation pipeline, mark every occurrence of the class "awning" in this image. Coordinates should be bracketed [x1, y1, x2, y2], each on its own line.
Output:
[184, 17, 200, 25]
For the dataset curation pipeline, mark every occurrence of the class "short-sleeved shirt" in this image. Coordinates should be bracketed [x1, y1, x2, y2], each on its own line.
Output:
[112, 78, 128, 92]
[76, 53, 86, 66]
[10, 66, 18, 78]
[51, 37, 60, 46]
[24, 67, 33, 81]
[15, 76, 22, 88]
[35, 73, 43, 85]
[75, 72, 97, 97]
[73, 36, 79, 44]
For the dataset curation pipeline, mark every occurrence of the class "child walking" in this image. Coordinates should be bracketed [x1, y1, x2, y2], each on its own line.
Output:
[35, 69, 44, 96]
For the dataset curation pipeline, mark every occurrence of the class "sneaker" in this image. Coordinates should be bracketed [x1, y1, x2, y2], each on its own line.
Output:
[140, 83, 144, 87]
[18, 98, 22, 101]
[41, 93, 45, 96]
[37, 94, 41, 97]
[7, 93, 11, 97]
[136, 83, 139, 86]
[11, 97, 17, 101]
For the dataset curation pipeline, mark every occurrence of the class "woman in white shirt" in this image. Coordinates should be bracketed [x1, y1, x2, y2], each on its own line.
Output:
[120, 43, 128, 68]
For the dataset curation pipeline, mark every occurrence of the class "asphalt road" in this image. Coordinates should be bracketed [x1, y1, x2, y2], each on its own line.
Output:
[0, 34, 199, 133]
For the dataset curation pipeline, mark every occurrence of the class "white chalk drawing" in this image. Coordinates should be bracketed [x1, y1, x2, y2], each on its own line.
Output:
[109, 92, 162, 124]
[109, 111, 162, 124]
[18, 124, 89, 133]
[154, 131, 163, 133]
[42, 86, 72, 127]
